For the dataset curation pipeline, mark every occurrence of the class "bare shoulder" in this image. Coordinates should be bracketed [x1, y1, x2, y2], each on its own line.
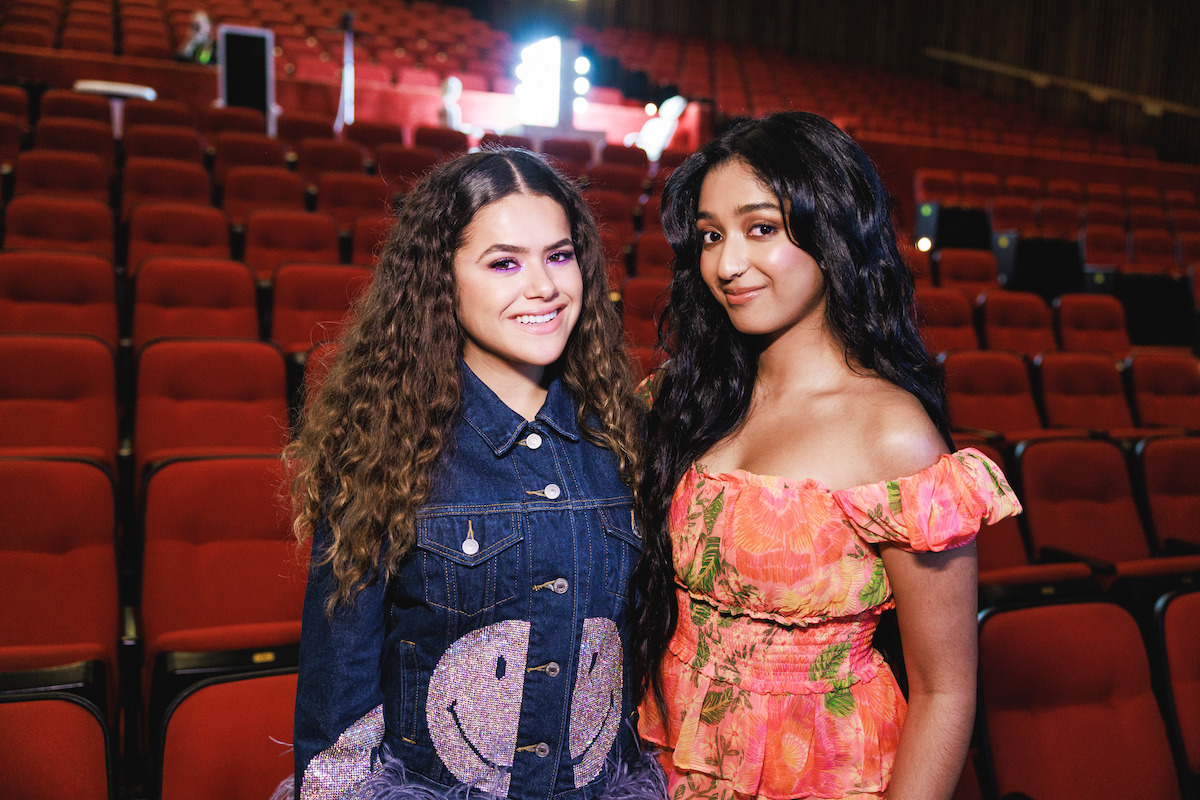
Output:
[853, 376, 948, 485]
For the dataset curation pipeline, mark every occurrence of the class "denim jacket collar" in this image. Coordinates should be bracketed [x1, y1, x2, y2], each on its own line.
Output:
[460, 362, 580, 456]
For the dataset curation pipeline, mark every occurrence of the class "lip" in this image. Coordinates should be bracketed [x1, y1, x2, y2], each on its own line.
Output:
[723, 286, 764, 306]
[510, 305, 568, 332]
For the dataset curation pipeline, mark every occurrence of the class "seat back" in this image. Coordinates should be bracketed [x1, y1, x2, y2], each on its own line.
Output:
[122, 124, 204, 163]
[0, 334, 117, 468]
[1036, 351, 1135, 431]
[980, 601, 1182, 800]
[126, 203, 231, 276]
[1129, 354, 1200, 428]
[13, 150, 108, 203]
[935, 248, 998, 299]
[1016, 438, 1150, 563]
[315, 172, 393, 231]
[0, 456, 117, 679]
[210, 131, 287, 188]
[1139, 436, 1200, 551]
[1036, 197, 1082, 239]
[1158, 589, 1200, 778]
[293, 137, 365, 187]
[221, 166, 307, 227]
[0, 252, 118, 347]
[980, 291, 1056, 357]
[1082, 223, 1130, 267]
[942, 350, 1042, 437]
[3, 195, 114, 261]
[412, 125, 469, 158]
[375, 144, 440, 196]
[1054, 293, 1132, 360]
[120, 157, 210, 221]
[915, 287, 979, 354]
[133, 340, 287, 478]
[242, 210, 341, 282]
[33, 117, 114, 173]
[132, 258, 259, 351]
[270, 264, 372, 354]
[588, 163, 647, 200]
[634, 231, 674, 281]
[914, 168, 959, 205]
[622, 277, 669, 347]
[352, 213, 394, 267]
[141, 455, 306, 666]
[0, 691, 112, 800]
[158, 670, 297, 800]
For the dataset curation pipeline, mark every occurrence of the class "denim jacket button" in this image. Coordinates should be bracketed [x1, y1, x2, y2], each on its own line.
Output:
[545, 661, 561, 677]
[534, 742, 550, 757]
[525, 433, 543, 450]
[551, 578, 569, 594]
[544, 483, 561, 499]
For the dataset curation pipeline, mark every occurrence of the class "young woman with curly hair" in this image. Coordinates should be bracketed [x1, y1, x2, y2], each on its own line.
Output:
[284, 149, 662, 799]
[630, 112, 1021, 800]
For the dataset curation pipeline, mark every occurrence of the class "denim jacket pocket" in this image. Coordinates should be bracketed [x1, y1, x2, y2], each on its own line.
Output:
[416, 512, 522, 617]
[597, 502, 641, 600]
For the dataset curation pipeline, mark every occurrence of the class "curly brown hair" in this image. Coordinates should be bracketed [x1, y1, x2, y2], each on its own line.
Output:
[285, 148, 642, 613]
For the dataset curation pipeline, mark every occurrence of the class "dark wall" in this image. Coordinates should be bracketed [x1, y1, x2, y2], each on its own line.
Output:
[484, 0, 1200, 162]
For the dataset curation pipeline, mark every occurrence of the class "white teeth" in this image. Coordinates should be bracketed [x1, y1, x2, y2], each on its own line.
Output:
[516, 310, 558, 324]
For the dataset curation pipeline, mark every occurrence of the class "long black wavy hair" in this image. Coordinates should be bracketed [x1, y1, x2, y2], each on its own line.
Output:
[630, 111, 952, 716]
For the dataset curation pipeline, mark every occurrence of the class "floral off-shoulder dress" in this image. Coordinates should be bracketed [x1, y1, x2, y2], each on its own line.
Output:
[638, 449, 1021, 800]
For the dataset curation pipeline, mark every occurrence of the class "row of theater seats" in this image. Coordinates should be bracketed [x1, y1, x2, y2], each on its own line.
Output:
[8, 592, 1200, 800]
[2, 343, 1199, 797]
[574, 24, 1158, 161]
[0, 86, 677, 273]
[916, 169, 1200, 279]
[0, 0, 516, 87]
[0, 452, 302, 799]
[918, 288, 1172, 359]
[0, 251, 372, 353]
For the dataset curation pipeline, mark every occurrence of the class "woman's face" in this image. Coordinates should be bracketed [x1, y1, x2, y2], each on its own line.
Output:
[695, 159, 826, 342]
[453, 191, 583, 385]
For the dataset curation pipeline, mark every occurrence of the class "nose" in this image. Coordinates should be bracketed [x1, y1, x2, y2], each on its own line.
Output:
[714, 236, 745, 281]
[522, 259, 559, 299]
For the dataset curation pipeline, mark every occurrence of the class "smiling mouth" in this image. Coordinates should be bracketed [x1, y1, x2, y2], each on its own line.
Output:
[724, 287, 763, 304]
[515, 309, 559, 324]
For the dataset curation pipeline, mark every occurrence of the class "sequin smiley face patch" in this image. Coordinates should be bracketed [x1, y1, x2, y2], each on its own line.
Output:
[568, 618, 623, 786]
[427, 620, 530, 796]
[426, 618, 625, 795]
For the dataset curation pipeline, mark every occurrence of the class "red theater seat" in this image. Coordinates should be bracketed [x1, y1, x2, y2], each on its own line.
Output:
[979, 601, 1183, 800]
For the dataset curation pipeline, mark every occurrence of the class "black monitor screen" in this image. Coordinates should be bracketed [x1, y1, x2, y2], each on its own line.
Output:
[219, 26, 273, 121]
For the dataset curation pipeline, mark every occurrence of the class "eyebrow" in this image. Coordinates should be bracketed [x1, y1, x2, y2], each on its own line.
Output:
[477, 238, 573, 259]
[696, 201, 782, 221]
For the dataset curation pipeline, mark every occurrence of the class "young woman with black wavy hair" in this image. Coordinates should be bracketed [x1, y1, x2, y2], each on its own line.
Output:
[283, 149, 663, 800]
[631, 112, 1020, 800]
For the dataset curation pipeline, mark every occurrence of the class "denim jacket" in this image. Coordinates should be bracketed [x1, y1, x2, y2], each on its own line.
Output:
[294, 363, 641, 800]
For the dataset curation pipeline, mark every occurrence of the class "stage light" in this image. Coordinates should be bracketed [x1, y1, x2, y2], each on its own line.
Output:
[916, 237, 933, 252]
[575, 56, 590, 75]
[515, 35, 562, 128]
[644, 103, 657, 116]
[573, 97, 588, 114]
[573, 76, 589, 95]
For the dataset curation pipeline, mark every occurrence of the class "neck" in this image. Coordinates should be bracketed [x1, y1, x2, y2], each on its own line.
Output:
[464, 355, 550, 421]
[754, 317, 850, 397]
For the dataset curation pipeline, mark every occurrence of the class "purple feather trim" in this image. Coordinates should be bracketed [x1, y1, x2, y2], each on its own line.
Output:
[358, 749, 665, 800]
[270, 775, 295, 800]
[269, 749, 666, 800]
[593, 748, 668, 800]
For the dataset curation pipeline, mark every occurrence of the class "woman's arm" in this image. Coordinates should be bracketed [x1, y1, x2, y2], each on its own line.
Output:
[879, 541, 978, 800]
[293, 520, 389, 798]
